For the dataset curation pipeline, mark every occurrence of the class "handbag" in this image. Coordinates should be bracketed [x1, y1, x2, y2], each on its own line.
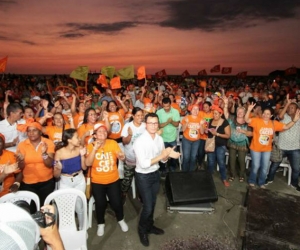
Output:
[205, 119, 221, 152]
[270, 141, 283, 162]
[205, 137, 216, 152]
[85, 167, 92, 199]
[270, 121, 282, 163]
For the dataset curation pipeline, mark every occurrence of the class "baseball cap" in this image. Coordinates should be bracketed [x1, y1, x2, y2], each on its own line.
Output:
[93, 123, 107, 132]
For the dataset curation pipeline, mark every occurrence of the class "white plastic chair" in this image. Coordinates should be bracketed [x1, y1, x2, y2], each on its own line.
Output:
[44, 189, 88, 250]
[0, 191, 41, 246]
[280, 158, 292, 186]
[0, 190, 40, 210]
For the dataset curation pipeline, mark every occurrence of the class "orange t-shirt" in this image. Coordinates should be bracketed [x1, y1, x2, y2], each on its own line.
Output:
[44, 124, 70, 143]
[171, 103, 181, 113]
[78, 122, 105, 145]
[198, 111, 213, 140]
[181, 115, 202, 141]
[249, 118, 284, 152]
[0, 150, 18, 197]
[73, 112, 84, 129]
[17, 138, 55, 184]
[108, 110, 125, 140]
[86, 139, 120, 184]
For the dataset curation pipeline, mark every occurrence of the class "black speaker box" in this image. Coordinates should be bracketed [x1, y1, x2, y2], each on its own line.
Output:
[165, 171, 218, 206]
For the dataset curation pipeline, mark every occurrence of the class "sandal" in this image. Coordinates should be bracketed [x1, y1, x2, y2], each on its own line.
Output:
[239, 177, 245, 183]
[229, 177, 235, 182]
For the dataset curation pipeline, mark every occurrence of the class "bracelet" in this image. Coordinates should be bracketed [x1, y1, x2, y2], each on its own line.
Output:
[13, 182, 20, 188]
[217, 133, 220, 137]
[293, 120, 297, 123]
[42, 153, 49, 160]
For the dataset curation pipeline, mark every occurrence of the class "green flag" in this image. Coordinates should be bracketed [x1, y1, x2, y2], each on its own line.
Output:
[70, 66, 89, 81]
[116, 65, 134, 80]
[101, 66, 115, 79]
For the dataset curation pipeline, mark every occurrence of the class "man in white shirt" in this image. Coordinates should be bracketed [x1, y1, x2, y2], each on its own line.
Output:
[133, 113, 180, 247]
[0, 103, 23, 152]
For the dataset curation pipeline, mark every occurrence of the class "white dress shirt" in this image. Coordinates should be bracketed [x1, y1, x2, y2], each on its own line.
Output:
[133, 130, 166, 174]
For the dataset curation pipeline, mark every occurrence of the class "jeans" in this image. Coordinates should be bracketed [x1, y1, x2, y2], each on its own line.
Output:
[92, 180, 123, 224]
[207, 145, 227, 181]
[228, 148, 247, 178]
[135, 171, 160, 234]
[267, 149, 300, 187]
[182, 137, 200, 172]
[159, 140, 177, 172]
[249, 150, 271, 186]
[198, 139, 206, 166]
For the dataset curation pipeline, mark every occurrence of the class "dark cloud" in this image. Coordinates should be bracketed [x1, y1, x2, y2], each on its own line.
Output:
[21, 40, 37, 45]
[61, 21, 138, 38]
[60, 33, 84, 38]
[158, 0, 300, 31]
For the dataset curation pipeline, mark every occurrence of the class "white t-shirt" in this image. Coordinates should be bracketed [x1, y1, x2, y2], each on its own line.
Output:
[121, 121, 146, 166]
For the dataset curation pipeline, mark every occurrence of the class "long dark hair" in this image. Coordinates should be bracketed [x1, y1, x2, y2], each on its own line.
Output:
[83, 107, 96, 124]
[55, 128, 77, 151]
[128, 107, 143, 122]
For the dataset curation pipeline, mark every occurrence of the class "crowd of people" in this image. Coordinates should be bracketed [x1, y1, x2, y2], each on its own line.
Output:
[0, 73, 300, 248]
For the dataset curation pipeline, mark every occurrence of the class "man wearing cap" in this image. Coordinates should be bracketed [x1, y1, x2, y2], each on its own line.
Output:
[133, 113, 180, 247]
[0, 103, 23, 152]
[156, 97, 180, 175]
[267, 96, 300, 190]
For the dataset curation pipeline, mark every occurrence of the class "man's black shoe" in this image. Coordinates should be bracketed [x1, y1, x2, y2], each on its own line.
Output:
[291, 184, 300, 191]
[148, 226, 164, 235]
[139, 232, 149, 247]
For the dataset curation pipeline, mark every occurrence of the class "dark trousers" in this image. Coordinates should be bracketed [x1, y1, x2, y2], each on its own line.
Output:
[21, 178, 55, 212]
[135, 171, 160, 234]
[92, 180, 123, 224]
[121, 164, 135, 193]
[159, 141, 177, 172]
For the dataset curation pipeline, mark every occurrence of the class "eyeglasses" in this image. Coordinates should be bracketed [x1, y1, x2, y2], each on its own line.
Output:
[146, 122, 159, 126]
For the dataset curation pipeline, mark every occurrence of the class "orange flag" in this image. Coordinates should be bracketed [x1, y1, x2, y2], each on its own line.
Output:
[97, 74, 108, 88]
[0, 56, 8, 73]
[137, 66, 146, 80]
[110, 76, 121, 89]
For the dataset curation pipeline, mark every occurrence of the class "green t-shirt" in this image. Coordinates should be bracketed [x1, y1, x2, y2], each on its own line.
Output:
[156, 107, 180, 142]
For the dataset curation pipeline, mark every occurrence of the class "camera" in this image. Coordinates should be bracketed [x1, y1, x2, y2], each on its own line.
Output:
[32, 211, 47, 228]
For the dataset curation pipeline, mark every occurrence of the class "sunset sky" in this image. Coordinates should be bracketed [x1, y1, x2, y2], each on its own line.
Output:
[1, 0, 300, 75]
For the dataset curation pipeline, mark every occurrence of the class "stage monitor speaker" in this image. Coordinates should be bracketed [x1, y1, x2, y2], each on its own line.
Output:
[165, 171, 218, 206]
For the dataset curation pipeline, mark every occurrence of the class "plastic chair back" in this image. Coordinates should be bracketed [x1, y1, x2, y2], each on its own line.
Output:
[44, 188, 87, 250]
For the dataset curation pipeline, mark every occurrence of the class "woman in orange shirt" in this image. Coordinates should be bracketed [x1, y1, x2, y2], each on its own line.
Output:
[0, 133, 21, 197]
[85, 124, 128, 237]
[39, 112, 73, 145]
[17, 119, 55, 208]
[245, 104, 300, 188]
[181, 105, 202, 172]
[77, 108, 110, 146]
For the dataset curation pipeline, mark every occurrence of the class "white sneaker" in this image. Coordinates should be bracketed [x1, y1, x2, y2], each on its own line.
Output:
[97, 224, 105, 236]
[118, 219, 129, 232]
